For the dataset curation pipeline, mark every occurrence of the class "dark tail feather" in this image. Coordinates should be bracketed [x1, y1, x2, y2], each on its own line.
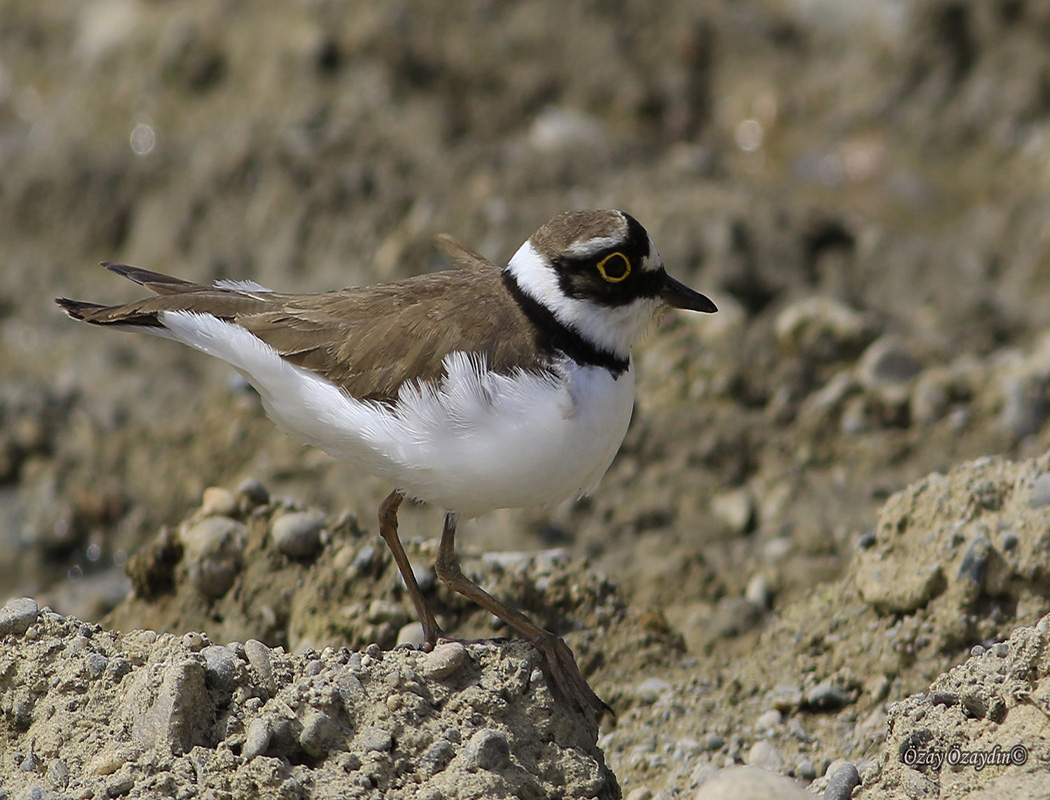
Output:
[55, 297, 106, 321]
[101, 262, 202, 296]
[54, 296, 163, 328]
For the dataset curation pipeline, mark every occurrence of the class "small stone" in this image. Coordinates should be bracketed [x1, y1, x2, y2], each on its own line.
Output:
[86, 652, 109, 678]
[420, 739, 455, 776]
[244, 639, 274, 690]
[352, 545, 376, 570]
[999, 374, 1044, 438]
[958, 536, 991, 587]
[299, 710, 341, 758]
[747, 740, 782, 770]
[744, 574, 772, 609]
[201, 645, 238, 692]
[236, 477, 270, 507]
[271, 511, 326, 559]
[422, 641, 469, 680]
[797, 759, 817, 781]
[0, 597, 39, 637]
[711, 488, 755, 533]
[755, 709, 782, 730]
[357, 726, 392, 753]
[200, 487, 238, 517]
[856, 336, 922, 400]
[910, 372, 951, 426]
[824, 762, 861, 800]
[106, 772, 135, 797]
[396, 622, 425, 648]
[462, 728, 510, 771]
[702, 732, 725, 751]
[182, 631, 205, 651]
[48, 758, 70, 789]
[242, 717, 272, 760]
[992, 642, 1010, 657]
[805, 681, 854, 710]
[180, 517, 247, 599]
[635, 677, 673, 704]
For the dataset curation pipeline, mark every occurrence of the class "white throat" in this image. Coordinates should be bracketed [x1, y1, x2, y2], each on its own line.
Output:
[504, 240, 661, 358]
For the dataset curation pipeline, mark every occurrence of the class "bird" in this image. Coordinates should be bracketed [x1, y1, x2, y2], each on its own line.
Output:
[56, 209, 716, 716]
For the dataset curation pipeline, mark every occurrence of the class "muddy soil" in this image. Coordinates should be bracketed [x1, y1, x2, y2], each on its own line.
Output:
[3, 1, 1050, 797]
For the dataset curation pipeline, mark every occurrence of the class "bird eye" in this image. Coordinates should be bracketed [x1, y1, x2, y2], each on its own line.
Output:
[596, 252, 631, 283]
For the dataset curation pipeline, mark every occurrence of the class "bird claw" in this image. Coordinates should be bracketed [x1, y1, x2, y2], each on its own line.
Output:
[535, 635, 612, 719]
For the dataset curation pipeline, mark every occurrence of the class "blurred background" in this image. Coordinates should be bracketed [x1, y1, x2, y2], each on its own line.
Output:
[1, 0, 1049, 651]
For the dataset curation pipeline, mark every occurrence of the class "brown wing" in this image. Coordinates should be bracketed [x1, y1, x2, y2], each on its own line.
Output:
[57, 263, 548, 403]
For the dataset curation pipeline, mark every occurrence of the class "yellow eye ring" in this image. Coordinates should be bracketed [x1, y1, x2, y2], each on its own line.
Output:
[596, 252, 631, 283]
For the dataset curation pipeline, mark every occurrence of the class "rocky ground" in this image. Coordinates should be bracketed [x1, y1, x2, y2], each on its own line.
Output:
[3, 1, 1050, 797]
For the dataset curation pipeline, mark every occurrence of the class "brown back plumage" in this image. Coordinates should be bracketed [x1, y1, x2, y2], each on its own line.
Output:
[57, 257, 554, 403]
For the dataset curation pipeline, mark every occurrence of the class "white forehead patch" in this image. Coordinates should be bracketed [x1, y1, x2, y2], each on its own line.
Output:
[563, 235, 623, 259]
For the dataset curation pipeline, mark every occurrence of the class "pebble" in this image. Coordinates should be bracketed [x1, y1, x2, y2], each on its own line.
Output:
[462, 728, 510, 771]
[635, 677, 673, 704]
[958, 536, 990, 587]
[910, 371, 951, 426]
[357, 726, 392, 753]
[396, 622, 425, 647]
[106, 772, 135, 797]
[420, 739, 455, 776]
[746, 740, 782, 770]
[200, 486, 238, 517]
[352, 545, 377, 570]
[711, 488, 755, 533]
[754, 709, 782, 730]
[242, 717, 272, 760]
[797, 758, 817, 781]
[244, 639, 274, 691]
[48, 758, 70, 789]
[201, 645, 238, 692]
[421, 641, 469, 680]
[299, 709, 341, 758]
[744, 574, 772, 609]
[999, 374, 1044, 438]
[271, 511, 326, 559]
[0, 597, 40, 637]
[806, 681, 853, 710]
[86, 652, 109, 678]
[180, 517, 247, 598]
[702, 732, 725, 751]
[824, 762, 861, 800]
[856, 336, 922, 398]
[236, 477, 270, 507]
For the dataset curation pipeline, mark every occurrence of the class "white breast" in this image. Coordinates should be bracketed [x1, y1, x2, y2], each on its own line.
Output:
[157, 311, 636, 518]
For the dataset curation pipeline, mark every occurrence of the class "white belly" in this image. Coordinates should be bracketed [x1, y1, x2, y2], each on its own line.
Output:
[158, 311, 635, 517]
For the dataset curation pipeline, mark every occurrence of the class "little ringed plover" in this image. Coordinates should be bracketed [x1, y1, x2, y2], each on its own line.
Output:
[57, 209, 716, 716]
